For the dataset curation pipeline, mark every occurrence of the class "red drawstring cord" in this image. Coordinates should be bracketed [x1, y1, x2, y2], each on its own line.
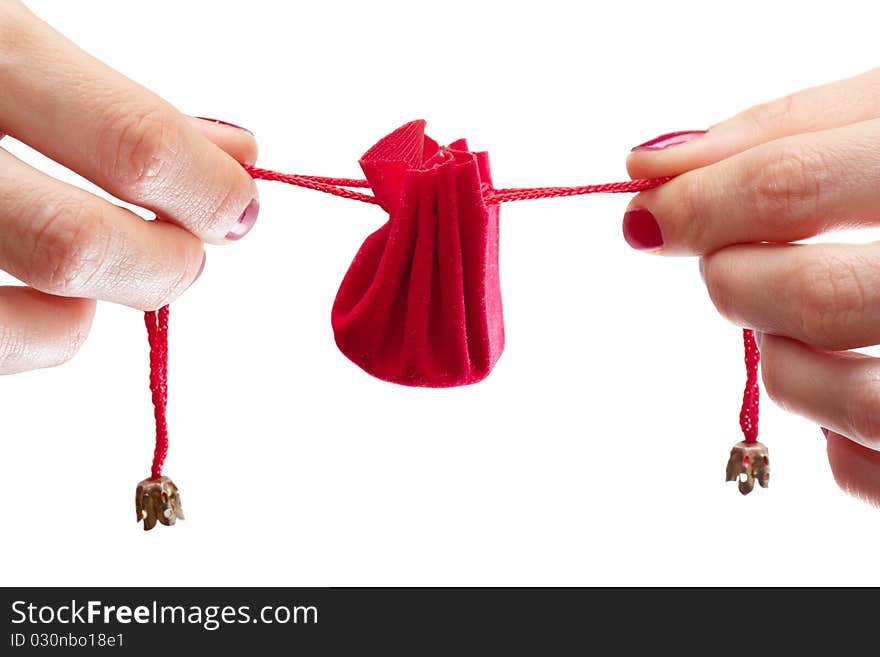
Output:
[740, 328, 760, 445]
[144, 305, 169, 479]
[142, 166, 759, 487]
[243, 166, 379, 204]
[242, 164, 671, 203]
[485, 179, 672, 202]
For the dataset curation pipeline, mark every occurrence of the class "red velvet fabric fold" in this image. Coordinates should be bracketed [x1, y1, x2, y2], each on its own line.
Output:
[331, 120, 504, 387]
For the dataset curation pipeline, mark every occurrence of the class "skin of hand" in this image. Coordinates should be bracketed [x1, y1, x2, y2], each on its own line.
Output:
[0, 0, 259, 374]
[625, 67, 880, 505]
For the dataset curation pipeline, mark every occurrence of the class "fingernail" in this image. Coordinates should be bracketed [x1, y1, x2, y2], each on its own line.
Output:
[189, 252, 206, 288]
[631, 130, 707, 152]
[195, 116, 253, 135]
[698, 258, 705, 283]
[754, 331, 763, 351]
[821, 427, 830, 438]
[622, 208, 663, 251]
[225, 199, 260, 241]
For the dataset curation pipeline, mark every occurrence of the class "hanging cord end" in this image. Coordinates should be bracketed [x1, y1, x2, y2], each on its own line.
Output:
[727, 329, 768, 495]
[135, 476, 185, 531]
[140, 306, 181, 530]
[725, 441, 770, 495]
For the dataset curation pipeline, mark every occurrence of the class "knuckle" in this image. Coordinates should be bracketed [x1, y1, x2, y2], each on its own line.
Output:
[28, 202, 114, 296]
[787, 255, 867, 347]
[96, 104, 182, 196]
[745, 145, 825, 222]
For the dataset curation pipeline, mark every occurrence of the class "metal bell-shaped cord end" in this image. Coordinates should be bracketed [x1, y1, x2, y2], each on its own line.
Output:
[135, 476, 185, 531]
[725, 441, 770, 495]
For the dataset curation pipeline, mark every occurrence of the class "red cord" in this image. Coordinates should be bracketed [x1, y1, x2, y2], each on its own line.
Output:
[739, 328, 760, 444]
[485, 178, 672, 203]
[145, 305, 169, 479]
[243, 164, 670, 205]
[244, 166, 379, 204]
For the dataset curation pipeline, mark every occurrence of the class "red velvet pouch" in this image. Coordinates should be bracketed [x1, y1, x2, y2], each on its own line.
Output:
[331, 120, 504, 387]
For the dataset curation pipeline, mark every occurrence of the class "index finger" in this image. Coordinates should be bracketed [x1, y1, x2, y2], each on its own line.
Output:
[622, 119, 880, 256]
[626, 67, 880, 180]
[0, 2, 258, 243]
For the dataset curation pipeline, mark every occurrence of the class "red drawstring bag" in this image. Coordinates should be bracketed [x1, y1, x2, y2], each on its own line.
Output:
[331, 120, 504, 387]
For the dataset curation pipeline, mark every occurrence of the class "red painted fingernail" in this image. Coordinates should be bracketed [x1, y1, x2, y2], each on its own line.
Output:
[631, 130, 706, 152]
[195, 116, 253, 135]
[821, 427, 830, 438]
[225, 199, 260, 241]
[622, 208, 663, 251]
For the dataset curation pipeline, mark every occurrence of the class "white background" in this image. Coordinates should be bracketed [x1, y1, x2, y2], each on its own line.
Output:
[2, 0, 879, 586]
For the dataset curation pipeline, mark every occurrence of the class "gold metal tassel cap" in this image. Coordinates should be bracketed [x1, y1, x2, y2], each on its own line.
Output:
[135, 476, 184, 530]
[725, 441, 770, 495]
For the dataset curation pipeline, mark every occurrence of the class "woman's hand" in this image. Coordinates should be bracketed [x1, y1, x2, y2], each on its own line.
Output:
[0, 0, 259, 373]
[625, 67, 880, 504]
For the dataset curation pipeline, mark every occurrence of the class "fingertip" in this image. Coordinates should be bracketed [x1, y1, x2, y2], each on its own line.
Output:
[158, 246, 206, 309]
[167, 249, 207, 303]
[625, 152, 646, 179]
[0, 287, 96, 373]
[175, 117, 260, 244]
[35, 293, 97, 350]
[626, 149, 669, 180]
[223, 198, 259, 242]
[622, 205, 664, 253]
[205, 162, 260, 246]
[631, 130, 708, 153]
[626, 129, 708, 179]
[193, 250, 207, 284]
[826, 432, 880, 507]
[188, 115, 259, 166]
[193, 116, 253, 135]
[65, 294, 97, 325]
[59, 295, 97, 362]
[135, 221, 206, 311]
